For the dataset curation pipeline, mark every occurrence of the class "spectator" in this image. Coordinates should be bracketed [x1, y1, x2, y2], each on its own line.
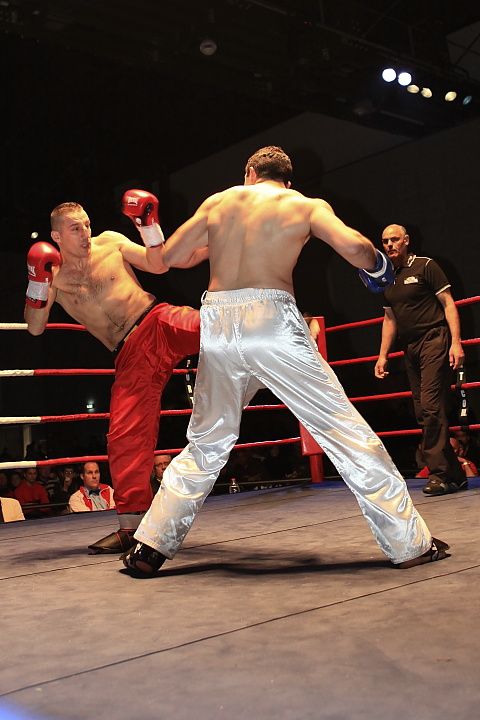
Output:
[0, 496, 25, 522]
[37, 465, 61, 500]
[68, 462, 115, 512]
[8, 471, 23, 494]
[0, 471, 12, 497]
[453, 428, 480, 467]
[416, 437, 478, 479]
[24, 441, 47, 460]
[150, 454, 172, 495]
[14, 467, 50, 518]
[302, 312, 321, 342]
[50, 465, 79, 514]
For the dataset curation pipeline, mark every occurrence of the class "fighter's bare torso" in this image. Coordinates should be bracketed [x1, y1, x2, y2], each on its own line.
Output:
[53, 232, 154, 350]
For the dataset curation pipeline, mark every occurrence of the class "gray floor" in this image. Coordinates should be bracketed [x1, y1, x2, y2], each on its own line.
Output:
[1, 478, 479, 720]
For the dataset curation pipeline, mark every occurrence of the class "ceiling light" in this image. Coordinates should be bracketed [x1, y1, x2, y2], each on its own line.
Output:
[397, 72, 412, 86]
[444, 91, 457, 102]
[381, 68, 396, 82]
[407, 84, 420, 94]
[421, 87, 432, 98]
[462, 95, 472, 105]
[199, 37, 217, 56]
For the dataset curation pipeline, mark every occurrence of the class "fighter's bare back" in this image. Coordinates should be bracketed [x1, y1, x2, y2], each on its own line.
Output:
[164, 178, 375, 292]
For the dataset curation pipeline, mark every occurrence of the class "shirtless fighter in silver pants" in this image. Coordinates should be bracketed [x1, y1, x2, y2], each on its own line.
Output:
[123, 145, 449, 576]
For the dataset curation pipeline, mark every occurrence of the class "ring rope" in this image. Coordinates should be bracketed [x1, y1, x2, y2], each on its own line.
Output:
[325, 295, 480, 333]
[0, 339, 477, 377]
[2, 384, 480, 426]
[1, 295, 478, 472]
[0, 436, 301, 471]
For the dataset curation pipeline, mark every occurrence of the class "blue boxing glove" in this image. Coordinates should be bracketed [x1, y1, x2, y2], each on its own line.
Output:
[358, 249, 395, 293]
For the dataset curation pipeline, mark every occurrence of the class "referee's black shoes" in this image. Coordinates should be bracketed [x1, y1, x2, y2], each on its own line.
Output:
[422, 477, 468, 495]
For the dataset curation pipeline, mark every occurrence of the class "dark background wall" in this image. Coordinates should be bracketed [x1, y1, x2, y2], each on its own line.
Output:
[1, 114, 479, 468]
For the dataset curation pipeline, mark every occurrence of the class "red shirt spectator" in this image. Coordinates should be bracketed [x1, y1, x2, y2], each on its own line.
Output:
[14, 468, 50, 517]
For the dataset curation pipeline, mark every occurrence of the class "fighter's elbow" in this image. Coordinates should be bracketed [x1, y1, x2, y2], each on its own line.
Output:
[27, 323, 44, 337]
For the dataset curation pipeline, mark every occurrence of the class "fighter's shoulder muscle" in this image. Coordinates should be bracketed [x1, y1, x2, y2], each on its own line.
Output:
[94, 230, 130, 247]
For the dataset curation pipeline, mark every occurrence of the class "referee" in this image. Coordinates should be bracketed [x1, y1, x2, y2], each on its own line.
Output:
[374, 223, 466, 496]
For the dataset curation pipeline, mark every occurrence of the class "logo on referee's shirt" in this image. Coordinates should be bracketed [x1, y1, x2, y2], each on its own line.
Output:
[404, 276, 418, 284]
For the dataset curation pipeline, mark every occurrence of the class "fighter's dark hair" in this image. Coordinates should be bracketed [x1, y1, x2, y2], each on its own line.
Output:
[245, 146, 292, 184]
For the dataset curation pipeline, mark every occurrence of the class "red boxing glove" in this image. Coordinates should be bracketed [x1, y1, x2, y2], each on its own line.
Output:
[26, 241, 61, 309]
[121, 189, 165, 248]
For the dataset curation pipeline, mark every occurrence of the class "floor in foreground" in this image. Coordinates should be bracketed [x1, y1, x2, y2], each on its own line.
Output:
[1, 477, 479, 720]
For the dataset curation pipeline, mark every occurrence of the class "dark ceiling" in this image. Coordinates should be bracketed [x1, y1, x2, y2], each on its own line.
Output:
[3, 0, 480, 243]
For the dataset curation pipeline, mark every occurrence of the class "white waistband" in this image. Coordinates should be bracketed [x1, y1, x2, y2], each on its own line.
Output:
[201, 288, 295, 305]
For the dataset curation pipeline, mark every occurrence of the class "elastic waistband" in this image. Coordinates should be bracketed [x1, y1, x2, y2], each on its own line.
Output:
[112, 298, 158, 356]
[201, 288, 295, 305]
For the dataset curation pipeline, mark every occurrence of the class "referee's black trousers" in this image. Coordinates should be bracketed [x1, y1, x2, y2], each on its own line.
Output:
[404, 325, 463, 486]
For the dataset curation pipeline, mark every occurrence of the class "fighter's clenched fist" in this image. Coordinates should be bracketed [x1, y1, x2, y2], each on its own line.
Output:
[121, 189, 165, 248]
[26, 241, 61, 308]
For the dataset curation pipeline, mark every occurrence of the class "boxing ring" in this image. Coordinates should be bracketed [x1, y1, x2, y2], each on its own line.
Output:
[1, 296, 479, 483]
[1, 298, 480, 720]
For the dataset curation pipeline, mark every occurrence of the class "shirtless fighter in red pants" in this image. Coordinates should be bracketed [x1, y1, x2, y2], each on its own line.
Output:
[24, 190, 205, 553]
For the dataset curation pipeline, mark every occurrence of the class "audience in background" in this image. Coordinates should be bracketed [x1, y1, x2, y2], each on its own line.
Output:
[417, 437, 478, 479]
[50, 465, 79, 513]
[37, 465, 61, 500]
[14, 467, 50, 518]
[0, 471, 12, 498]
[453, 427, 480, 468]
[69, 462, 115, 512]
[150, 454, 172, 495]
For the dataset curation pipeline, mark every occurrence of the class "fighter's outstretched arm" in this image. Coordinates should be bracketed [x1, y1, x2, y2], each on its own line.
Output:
[115, 232, 169, 274]
[310, 200, 377, 270]
[163, 193, 223, 268]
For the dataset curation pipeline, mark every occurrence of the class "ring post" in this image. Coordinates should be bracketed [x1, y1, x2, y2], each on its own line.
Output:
[299, 316, 326, 485]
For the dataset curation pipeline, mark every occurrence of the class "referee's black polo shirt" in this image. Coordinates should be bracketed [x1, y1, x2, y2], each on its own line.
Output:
[383, 254, 451, 345]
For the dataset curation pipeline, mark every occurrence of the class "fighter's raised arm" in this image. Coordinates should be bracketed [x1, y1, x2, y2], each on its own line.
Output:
[24, 241, 61, 336]
[162, 193, 223, 268]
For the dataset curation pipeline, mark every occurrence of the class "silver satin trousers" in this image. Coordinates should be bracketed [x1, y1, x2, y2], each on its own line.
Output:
[135, 288, 432, 564]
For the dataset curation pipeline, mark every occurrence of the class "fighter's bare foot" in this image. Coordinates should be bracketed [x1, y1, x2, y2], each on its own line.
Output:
[394, 538, 450, 569]
[121, 542, 167, 578]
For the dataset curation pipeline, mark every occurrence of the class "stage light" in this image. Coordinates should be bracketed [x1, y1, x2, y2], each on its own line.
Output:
[398, 72, 412, 86]
[407, 84, 420, 94]
[462, 95, 472, 105]
[86, 400, 95, 412]
[30, 231, 39, 239]
[421, 87, 432, 98]
[445, 91, 457, 102]
[199, 37, 217, 56]
[382, 68, 396, 82]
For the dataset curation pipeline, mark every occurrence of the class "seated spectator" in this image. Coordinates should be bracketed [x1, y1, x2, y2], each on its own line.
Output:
[150, 454, 172, 495]
[0, 471, 12, 498]
[453, 428, 480, 467]
[24, 441, 47, 460]
[228, 448, 272, 490]
[8, 471, 23, 494]
[37, 465, 61, 500]
[13, 467, 50, 518]
[50, 465, 79, 514]
[68, 462, 115, 512]
[416, 437, 478, 480]
[0, 496, 25, 522]
[302, 312, 320, 342]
